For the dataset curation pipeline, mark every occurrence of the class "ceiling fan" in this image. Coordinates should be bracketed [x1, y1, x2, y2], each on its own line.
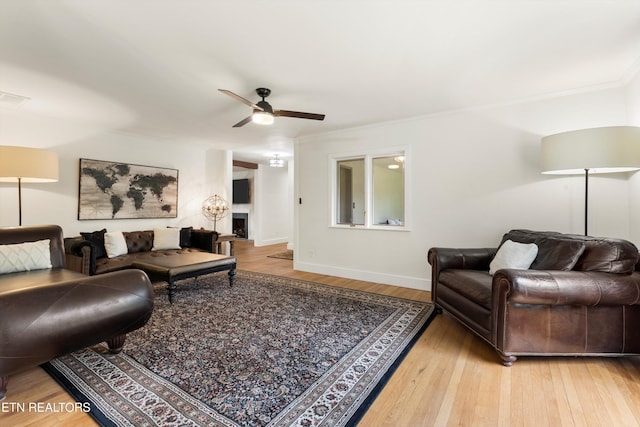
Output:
[219, 88, 325, 127]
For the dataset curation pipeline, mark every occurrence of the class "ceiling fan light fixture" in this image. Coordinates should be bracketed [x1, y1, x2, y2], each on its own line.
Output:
[270, 154, 284, 168]
[252, 110, 274, 125]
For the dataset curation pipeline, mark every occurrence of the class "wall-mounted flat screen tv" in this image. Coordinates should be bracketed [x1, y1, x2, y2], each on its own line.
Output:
[233, 179, 250, 204]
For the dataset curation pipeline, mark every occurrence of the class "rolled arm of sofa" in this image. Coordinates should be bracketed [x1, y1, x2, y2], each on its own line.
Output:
[64, 238, 96, 275]
[0, 269, 154, 379]
[493, 269, 640, 307]
[428, 247, 496, 271]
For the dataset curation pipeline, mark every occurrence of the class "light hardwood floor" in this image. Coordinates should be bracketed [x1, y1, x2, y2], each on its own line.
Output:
[2, 240, 640, 426]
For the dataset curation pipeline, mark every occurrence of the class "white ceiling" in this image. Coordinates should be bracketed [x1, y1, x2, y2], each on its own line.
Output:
[1, 1, 640, 164]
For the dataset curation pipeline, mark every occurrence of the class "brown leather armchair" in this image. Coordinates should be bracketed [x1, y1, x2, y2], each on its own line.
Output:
[428, 229, 640, 366]
[0, 225, 154, 399]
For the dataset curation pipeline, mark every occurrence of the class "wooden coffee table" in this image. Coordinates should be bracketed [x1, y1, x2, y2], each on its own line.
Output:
[132, 252, 236, 303]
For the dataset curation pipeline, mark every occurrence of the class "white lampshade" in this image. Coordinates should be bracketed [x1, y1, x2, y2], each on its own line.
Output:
[0, 145, 59, 225]
[541, 126, 640, 175]
[0, 145, 59, 182]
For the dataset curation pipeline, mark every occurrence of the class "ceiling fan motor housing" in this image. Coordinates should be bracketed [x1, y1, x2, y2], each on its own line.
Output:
[256, 87, 271, 98]
[256, 100, 273, 114]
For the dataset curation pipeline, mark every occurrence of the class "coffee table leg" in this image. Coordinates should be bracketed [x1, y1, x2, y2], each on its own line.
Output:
[167, 280, 176, 304]
[228, 268, 236, 287]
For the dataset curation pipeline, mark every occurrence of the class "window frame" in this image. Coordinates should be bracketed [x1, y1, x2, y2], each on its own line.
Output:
[329, 146, 410, 231]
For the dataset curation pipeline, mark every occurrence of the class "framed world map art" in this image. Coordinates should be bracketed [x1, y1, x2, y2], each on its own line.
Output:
[78, 158, 178, 220]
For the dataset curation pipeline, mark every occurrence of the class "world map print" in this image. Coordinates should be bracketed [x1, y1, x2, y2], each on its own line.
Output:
[78, 159, 178, 220]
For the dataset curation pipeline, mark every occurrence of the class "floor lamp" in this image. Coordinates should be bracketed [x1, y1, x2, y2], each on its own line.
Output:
[541, 126, 640, 236]
[202, 194, 229, 232]
[0, 146, 59, 226]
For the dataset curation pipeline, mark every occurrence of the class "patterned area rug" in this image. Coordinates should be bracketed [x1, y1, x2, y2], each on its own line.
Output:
[43, 271, 434, 427]
[267, 250, 294, 260]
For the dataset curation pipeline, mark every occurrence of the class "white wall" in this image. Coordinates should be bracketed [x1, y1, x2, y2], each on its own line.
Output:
[255, 163, 290, 246]
[295, 85, 635, 291]
[0, 123, 231, 236]
[626, 71, 640, 244]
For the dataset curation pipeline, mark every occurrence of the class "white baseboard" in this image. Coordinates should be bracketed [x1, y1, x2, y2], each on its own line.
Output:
[254, 237, 289, 247]
[293, 261, 431, 292]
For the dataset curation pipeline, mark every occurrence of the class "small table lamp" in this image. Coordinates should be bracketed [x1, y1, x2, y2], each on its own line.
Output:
[541, 126, 640, 235]
[0, 146, 59, 225]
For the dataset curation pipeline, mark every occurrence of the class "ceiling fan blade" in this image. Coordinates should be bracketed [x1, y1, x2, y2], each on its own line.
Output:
[275, 110, 325, 121]
[219, 89, 263, 111]
[232, 116, 253, 128]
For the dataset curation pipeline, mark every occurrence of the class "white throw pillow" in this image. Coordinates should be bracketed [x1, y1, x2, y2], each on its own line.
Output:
[152, 227, 181, 251]
[0, 239, 52, 274]
[489, 239, 538, 275]
[104, 231, 128, 258]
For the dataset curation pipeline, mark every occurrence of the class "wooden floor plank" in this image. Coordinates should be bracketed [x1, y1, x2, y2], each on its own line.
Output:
[2, 240, 640, 426]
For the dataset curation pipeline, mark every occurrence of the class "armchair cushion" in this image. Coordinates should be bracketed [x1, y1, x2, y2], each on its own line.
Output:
[530, 237, 586, 270]
[439, 269, 492, 309]
[504, 229, 639, 274]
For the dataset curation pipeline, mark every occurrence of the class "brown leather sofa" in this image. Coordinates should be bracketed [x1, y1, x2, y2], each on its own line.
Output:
[0, 225, 154, 399]
[64, 227, 218, 275]
[428, 229, 640, 366]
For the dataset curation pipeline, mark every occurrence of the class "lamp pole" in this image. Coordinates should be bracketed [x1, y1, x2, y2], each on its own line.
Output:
[584, 168, 589, 236]
[17, 177, 22, 226]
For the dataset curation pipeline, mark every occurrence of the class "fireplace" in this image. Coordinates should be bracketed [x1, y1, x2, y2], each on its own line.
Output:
[232, 213, 248, 239]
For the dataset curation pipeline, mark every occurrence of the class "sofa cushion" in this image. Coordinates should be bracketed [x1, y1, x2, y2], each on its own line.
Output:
[95, 253, 141, 274]
[123, 231, 154, 254]
[503, 229, 639, 274]
[0, 239, 52, 274]
[0, 268, 86, 293]
[80, 229, 107, 259]
[489, 240, 538, 275]
[531, 237, 586, 271]
[571, 236, 639, 274]
[505, 230, 585, 270]
[104, 232, 128, 258]
[177, 226, 193, 248]
[439, 269, 493, 309]
[152, 228, 180, 251]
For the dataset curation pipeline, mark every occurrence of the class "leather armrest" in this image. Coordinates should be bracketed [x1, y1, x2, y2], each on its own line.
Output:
[0, 269, 154, 376]
[428, 248, 496, 303]
[493, 269, 640, 306]
[428, 247, 496, 271]
[191, 229, 219, 253]
[66, 240, 96, 275]
[63, 237, 82, 254]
